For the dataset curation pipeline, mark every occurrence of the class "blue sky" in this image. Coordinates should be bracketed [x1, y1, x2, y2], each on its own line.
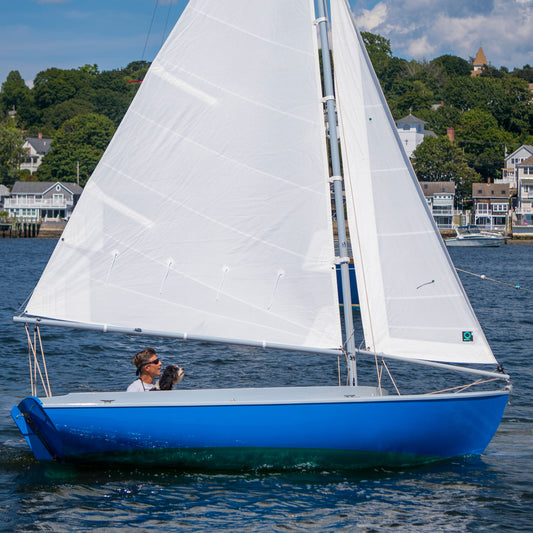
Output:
[1, 0, 532, 87]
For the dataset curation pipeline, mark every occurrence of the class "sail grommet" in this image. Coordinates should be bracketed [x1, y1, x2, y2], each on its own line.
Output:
[314, 16, 328, 25]
[322, 95, 335, 104]
[329, 175, 342, 183]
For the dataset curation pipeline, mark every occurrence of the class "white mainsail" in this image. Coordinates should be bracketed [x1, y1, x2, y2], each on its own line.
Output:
[331, 0, 497, 364]
[25, 0, 343, 353]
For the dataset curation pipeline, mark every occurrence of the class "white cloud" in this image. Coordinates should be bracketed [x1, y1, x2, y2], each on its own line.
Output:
[355, 3, 388, 31]
[352, 0, 533, 69]
[406, 35, 437, 60]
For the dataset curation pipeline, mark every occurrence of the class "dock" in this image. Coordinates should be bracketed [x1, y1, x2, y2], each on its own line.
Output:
[0, 221, 66, 239]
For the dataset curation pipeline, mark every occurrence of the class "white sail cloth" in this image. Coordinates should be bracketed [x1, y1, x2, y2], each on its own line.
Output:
[25, 0, 343, 352]
[331, 0, 497, 364]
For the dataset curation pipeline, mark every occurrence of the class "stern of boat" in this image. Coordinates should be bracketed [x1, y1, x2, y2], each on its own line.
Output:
[11, 397, 61, 461]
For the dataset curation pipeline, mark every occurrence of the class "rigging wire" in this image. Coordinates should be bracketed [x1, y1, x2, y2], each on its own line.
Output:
[456, 267, 533, 293]
[142, 0, 159, 62]
[160, 0, 174, 48]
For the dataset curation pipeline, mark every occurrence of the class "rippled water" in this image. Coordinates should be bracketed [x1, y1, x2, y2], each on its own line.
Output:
[1, 239, 532, 531]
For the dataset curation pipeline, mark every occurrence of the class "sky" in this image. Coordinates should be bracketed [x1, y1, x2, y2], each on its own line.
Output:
[0, 0, 532, 88]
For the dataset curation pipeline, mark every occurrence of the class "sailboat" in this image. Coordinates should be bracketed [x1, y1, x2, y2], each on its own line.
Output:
[12, 0, 511, 469]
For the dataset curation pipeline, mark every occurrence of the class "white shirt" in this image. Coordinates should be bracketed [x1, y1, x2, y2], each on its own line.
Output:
[127, 379, 157, 392]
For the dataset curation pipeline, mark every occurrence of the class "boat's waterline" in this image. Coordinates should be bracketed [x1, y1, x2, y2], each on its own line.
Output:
[12, 386, 510, 470]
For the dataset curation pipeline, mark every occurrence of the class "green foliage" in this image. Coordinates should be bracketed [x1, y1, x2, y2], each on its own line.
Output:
[361, 32, 392, 76]
[412, 136, 480, 203]
[416, 105, 462, 136]
[0, 71, 30, 115]
[431, 55, 472, 77]
[37, 113, 115, 185]
[0, 120, 26, 187]
[455, 109, 514, 181]
[512, 64, 533, 83]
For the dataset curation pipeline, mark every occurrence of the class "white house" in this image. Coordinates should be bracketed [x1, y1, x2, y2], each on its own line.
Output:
[515, 154, 533, 227]
[4, 181, 83, 222]
[419, 181, 456, 229]
[497, 144, 533, 189]
[20, 134, 53, 174]
[395, 113, 436, 158]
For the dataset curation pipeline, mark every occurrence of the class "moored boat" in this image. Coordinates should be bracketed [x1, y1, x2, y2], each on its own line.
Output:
[445, 225, 505, 247]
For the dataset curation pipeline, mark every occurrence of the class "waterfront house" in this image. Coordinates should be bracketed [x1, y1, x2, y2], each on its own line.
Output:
[20, 134, 52, 174]
[395, 113, 436, 158]
[4, 181, 83, 222]
[419, 181, 456, 229]
[515, 155, 533, 227]
[497, 144, 533, 189]
[472, 183, 510, 229]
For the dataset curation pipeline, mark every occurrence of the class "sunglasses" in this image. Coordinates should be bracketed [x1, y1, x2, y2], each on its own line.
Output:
[144, 358, 161, 366]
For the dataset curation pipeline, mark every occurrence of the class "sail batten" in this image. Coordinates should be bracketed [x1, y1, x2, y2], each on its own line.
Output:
[331, 0, 497, 365]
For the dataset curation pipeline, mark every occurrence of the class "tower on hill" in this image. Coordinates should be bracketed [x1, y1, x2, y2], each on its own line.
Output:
[471, 47, 488, 76]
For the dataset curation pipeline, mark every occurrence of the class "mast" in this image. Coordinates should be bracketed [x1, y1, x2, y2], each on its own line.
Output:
[315, 0, 357, 385]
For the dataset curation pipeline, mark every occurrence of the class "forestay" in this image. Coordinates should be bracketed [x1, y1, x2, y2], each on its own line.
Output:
[24, 0, 343, 353]
[331, 0, 496, 364]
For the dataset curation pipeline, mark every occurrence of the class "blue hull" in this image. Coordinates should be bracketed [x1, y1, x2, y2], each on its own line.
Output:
[12, 386, 509, 470]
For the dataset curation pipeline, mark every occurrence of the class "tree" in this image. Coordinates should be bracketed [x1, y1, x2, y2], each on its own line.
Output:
[431, 55, 471, 77]
[412, 136, 480, 203]
[362, 32, 392, 77]
[393, 80, 435, 116]
[32, 67, 91, 109]
[0, 70, 30, 115]
[0, 121, 26, 187]
[416, 105, 462, 136]
[41, 98, 96, 130]
[455, 109, 514, 181]
[37, 113, 115, 185]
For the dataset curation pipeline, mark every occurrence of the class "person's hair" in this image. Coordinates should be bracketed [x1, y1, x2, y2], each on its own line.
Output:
[133, 348, 157, 375]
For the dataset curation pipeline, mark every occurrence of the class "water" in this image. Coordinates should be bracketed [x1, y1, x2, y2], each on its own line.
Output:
[1, 239, 532, 531]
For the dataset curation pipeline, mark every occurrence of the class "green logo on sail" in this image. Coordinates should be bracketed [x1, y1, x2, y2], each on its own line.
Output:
[462, 331, 473, 342]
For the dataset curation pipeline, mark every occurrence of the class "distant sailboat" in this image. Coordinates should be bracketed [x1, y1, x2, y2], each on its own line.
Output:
[12, 0, 510, 469]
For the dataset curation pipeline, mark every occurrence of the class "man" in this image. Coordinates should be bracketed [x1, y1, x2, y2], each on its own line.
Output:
[127, 348, 162, 391]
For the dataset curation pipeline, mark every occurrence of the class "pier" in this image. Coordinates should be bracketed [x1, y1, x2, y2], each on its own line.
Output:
[0, 220, 66, 239]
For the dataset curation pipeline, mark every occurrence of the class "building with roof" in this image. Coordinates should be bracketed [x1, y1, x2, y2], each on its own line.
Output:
[471, 47, 488, 76]
[20, 134, 53, 174]
[497, 144, 533, 189]
[4, 181, 83, 222]
[472, 183, 510, 229]
[514, 155, 533, 227]
[395, 113, 436, 158]
[419, 181, 456, 229]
